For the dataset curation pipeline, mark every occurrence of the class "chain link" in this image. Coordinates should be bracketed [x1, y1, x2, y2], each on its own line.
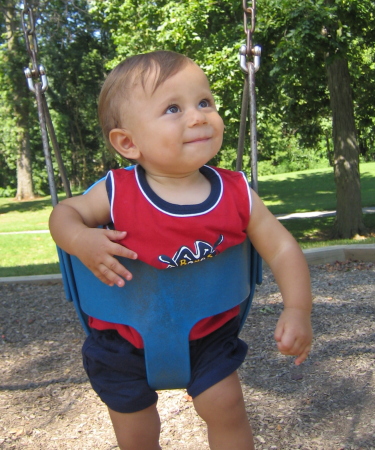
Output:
[21, 1, 71, 201]
[22, 3, 38, 71]
[237, 0, 261, 193]
[22, 2, 49, 93]
[240, 0, 261, 74]
[243, 0, 256, 57]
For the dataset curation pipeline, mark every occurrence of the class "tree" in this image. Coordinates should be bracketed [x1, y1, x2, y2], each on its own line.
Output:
[2, 0, 374, 236]
[88, 0, 246, 165]
[256, 0, 374, 237]
[1, 0, 35, 200]
[0, 0, 115, 195]
[35, 0, 116, 189]
[323, 0, 370, 237]
[326, 57, 365, 237]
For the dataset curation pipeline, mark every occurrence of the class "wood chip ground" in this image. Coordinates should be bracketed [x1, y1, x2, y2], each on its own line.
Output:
[1, 260, 374, 449]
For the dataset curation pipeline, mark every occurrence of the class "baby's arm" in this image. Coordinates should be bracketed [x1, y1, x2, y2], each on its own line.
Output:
[49, 180, 137, 287]
[247, 190, 313, 365]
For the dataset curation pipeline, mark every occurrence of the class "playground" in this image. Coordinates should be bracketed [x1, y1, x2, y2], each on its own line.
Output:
[1, 2, 374, 449]
[1, 260, 374, 449]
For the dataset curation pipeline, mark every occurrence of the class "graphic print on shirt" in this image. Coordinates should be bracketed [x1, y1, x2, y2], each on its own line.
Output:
[159, 235, 224, 268]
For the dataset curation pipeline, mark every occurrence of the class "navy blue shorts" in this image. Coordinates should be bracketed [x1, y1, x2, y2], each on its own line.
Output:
[82, 316, 247, 413]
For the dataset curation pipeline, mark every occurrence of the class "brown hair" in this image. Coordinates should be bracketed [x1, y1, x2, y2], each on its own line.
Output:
[98, 50, 192, 152]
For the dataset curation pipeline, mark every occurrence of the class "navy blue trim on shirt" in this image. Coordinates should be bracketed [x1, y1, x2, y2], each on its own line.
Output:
[136, 165, 222, 216]
[105, 173, 113, 205]
[106, 165, 223, 217]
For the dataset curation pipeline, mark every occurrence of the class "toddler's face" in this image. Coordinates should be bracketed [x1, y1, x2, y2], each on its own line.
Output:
[123, 62, 224, 177]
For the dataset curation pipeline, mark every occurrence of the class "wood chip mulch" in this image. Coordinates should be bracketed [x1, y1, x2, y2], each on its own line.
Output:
[1, 260, 374, 449]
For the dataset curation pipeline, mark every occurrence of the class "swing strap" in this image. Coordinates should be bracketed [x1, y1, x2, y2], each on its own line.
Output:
[22, 2, 71, 204]
[236, 0, 263, 295]
[236, 0, 261, 195]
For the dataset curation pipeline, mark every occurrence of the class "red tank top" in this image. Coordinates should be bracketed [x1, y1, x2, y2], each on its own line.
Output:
[89, 165, 251, 348]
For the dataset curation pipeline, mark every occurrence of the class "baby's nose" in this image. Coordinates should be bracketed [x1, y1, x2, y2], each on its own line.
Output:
[188, 108, 207, 126]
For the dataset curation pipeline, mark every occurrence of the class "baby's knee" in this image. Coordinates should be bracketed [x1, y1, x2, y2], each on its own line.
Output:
[108, 404, 161, 450]
[194, 372, 246, 423]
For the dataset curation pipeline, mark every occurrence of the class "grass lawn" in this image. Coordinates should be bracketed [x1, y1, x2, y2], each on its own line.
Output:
[259, 161, 375, 215]
[0, 233, 60, 277]
[0, 194, 64, 232]
[0, 194, 67, 277]
[282, 213, 375, 249]
[0, 162, 374, 277]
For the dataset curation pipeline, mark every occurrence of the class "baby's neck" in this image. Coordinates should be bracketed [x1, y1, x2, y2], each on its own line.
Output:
[145, 169, 211, 205]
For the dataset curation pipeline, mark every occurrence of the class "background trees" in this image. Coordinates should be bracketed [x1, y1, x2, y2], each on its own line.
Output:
[1, 0, 35, 200]
[0, 0, 374, 238]
[89, 0, 247, 158]
[255, 0, 375, 237]
[1, 0, 114, 196]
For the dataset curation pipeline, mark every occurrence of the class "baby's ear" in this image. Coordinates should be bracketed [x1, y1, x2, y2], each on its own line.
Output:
[109, 129, 141, 160]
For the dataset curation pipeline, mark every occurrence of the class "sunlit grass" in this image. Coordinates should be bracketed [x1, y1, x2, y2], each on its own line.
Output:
[0, 233, 58, 266]
[0, 232, 60, 277]
[281, 214, 375, 249]
[0, 163, 374, 276]
[0, 197, 52, 232]
[259, 161, 375, 215]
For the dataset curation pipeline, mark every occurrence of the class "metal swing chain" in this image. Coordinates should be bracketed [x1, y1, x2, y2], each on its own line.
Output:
[236, 0, 261, 194]
[22, 2, 72, 206]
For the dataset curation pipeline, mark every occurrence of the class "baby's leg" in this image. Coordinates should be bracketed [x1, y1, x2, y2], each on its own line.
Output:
[108, 402, 161, 450]
[193, 371, 254, 450]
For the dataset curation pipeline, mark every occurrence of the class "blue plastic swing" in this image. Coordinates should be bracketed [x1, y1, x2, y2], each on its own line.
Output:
[58, 208, 262, 390]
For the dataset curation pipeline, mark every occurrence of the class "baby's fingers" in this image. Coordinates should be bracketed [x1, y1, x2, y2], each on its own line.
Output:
[94, 268, 120, 287]
[103, 229, 127, 242]
[98, 257, 134, 287]
[110, 242, 138, 261]
[104, 230, 138, 261]
[277, 335, 312, 365]
[276, 339, 299, 358]
[294, 344, 311, 366]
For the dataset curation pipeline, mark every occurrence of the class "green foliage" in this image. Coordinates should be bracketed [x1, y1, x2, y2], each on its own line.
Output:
[256, 0, 375, 160]
[35, 0, 117, 189]
[89, 0, 246, 150]
[1, 0, 374, 195]
[0, 2, 34, 193]
[0, 0, 118, 194]
[0, 85, 19, 192]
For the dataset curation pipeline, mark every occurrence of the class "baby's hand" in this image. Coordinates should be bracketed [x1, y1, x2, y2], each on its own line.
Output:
[274, 307, 313, 365]
[72, 228, 137, 287]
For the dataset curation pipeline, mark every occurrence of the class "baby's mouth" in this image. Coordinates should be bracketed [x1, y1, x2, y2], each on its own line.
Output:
[185, 136, 211, 144]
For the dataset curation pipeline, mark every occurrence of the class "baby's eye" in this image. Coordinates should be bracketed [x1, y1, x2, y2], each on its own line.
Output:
[166, 105, 180, 114]
[199, 99, 211, 108]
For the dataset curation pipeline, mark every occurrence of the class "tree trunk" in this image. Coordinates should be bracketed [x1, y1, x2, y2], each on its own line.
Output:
[14, 108, 35, 200]
[16, 129, 35, 201]
[5, 0, 35, 200]
[326, 57, 366, 238]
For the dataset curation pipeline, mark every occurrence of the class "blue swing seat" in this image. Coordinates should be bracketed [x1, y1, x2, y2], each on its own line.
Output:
[57, 169, 262, 390]
[58, 239, 261, 390]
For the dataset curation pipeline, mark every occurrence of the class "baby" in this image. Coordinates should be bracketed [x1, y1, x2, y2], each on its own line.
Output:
[50, 50, 312, 450]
